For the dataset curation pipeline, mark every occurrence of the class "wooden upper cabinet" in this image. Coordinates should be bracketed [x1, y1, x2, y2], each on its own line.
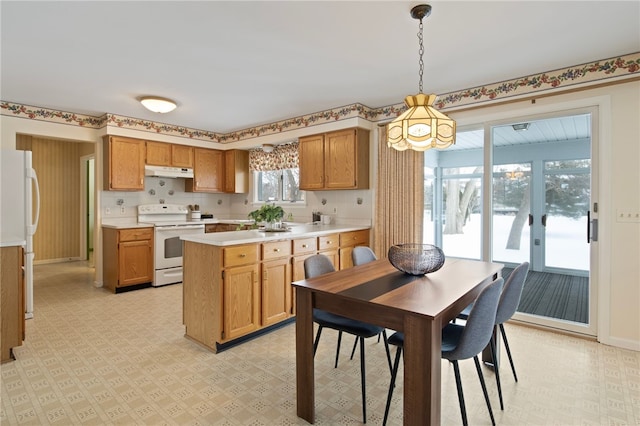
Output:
[325, 129, 369, 189]
[171, 144, 194, 168]
[185, 148, 224, 192]
[146, 141, 194, 168]
[224, 150, 249, 193]
[103, 136, 145, 191]
[299, 128, 370, 190]
[299, 134, 326, 190]
[146, 141, 171, 166]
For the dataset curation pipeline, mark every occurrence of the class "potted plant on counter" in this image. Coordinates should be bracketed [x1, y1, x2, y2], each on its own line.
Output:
[248, 203, 285, 230]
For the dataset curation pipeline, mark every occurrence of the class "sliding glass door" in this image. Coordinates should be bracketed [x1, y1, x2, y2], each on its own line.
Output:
[424, 112, 596, 336]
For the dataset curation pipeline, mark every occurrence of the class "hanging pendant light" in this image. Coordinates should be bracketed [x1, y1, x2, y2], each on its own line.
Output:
[387, 4, 456, 151]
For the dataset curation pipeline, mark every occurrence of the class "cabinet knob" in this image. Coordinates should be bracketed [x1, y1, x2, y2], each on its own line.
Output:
[239, 253, 246, 258]
[274, 248, 280, 252]
[302, 244, 308, 248]
[327, 241, 332, 245]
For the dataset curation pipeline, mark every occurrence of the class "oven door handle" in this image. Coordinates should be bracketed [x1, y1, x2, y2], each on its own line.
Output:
[156, 225, 205, 231]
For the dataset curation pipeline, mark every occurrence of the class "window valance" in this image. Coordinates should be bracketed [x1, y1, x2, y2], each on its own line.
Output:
[249, 142, 299, 171]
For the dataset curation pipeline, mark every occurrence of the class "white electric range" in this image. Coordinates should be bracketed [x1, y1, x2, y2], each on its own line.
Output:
[137, 204, 205, 286]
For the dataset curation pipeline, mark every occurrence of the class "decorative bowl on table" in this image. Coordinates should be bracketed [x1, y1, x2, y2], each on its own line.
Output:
[388, 243, 445, 275]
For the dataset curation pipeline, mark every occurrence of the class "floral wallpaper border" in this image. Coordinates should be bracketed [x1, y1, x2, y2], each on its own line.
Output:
[2, 52, 638, 143]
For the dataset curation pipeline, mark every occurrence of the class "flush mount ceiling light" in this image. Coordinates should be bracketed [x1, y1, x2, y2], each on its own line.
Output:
[140, 96, 177, 113]
[512, 123, 530, 131]
[387, 4, 456, 151]
[262, 144, 274, 153]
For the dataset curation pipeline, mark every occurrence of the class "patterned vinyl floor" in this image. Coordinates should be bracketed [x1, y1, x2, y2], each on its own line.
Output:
[1, 261, 638, 425]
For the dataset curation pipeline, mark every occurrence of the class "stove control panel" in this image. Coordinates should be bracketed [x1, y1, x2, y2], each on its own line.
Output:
[138, 204, 189, 215]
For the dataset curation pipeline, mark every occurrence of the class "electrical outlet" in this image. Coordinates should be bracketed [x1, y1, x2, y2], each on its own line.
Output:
[120, 206, 126, 215]
[105, 207, 111, 215]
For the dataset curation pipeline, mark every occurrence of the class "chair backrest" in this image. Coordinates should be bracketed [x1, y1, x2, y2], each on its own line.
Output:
[304, 254, 336, 279]
[351, 246, 377, 266]
[446, 277, 504, 361]
[495, 261, 529, 325]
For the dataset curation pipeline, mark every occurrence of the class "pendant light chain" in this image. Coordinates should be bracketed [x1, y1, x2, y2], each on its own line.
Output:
[417, 18, 424, 94]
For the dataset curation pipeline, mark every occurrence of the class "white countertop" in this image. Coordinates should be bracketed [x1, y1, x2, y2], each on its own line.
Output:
[0, 240, 26, 248]
[101, 218, 256, 229]
[101, 218, 152, 229]
[181, 223, 370, 246]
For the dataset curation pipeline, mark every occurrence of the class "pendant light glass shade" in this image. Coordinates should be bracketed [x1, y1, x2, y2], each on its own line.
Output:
[140, 97, 177, 113]
[387, 4, 456, 152]
[387, 94, 456, 151]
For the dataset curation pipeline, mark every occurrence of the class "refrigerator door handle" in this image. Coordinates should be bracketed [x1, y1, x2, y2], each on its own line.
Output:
[27, 166, 40, 236]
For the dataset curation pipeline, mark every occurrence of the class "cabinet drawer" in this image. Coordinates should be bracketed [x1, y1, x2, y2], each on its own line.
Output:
[318, 234, 339, 251]
[224, 244, 259, 268]
[292, 237, 317, 255]
[339, 230, 369, 247]
[119, 228, 153, 242]
[262, 241, 291, 261]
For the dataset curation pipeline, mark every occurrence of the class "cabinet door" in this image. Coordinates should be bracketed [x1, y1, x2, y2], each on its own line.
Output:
[262, 258, 292, 325]
[1, 246, 24, 362]
[299, 134, 325, 190]
[189, 148, 224, 192]
[224, 150, 249, 193]
[325, 129, 358, 189]
[319, 249, 340, 270]
[118, 240, 153, 286]
[223, 264, 260, 340]
[105, 136, 145, 191]
[171, 145, 194, 168]
[146, 141, 172, 166]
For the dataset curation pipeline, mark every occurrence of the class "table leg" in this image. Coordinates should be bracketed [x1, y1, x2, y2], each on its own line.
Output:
[404, 315, 441, 425]
[296, 288, 315, 423]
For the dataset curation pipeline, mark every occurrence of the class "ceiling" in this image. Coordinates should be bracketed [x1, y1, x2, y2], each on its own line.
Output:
[1, 1, 639, 136]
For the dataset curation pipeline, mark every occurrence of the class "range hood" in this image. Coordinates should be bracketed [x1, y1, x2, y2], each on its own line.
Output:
[144, 165, 194, 179]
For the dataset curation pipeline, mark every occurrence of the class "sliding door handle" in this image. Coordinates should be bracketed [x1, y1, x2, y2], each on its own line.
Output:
[541, 214, 547, 227]
[528, 214, 533, 226]
[587, 210, 598, 242]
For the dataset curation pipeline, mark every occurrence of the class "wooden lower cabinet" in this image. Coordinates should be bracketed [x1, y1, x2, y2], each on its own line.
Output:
[182, 228, 370, 353]
[262, 257, 292, 326]
[223, 263, 260, 340]
[1, 245, 25, 363]
[102, 227, 154, 292]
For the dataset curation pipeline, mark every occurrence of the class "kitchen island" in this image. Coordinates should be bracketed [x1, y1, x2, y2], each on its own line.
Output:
[180, 223, 370, 353]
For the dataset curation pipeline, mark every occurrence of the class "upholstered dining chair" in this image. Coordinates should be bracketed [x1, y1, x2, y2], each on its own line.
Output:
[351, 246, 377, 266]
[457, 261, 529, 410]
[304, 254, 391, 423]
[304, 254, 391, 424]
[383, 277, 504, 426]
[349, 246, 389, 362]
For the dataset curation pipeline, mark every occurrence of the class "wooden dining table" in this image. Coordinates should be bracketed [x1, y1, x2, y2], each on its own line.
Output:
[293, 257, 503, 425]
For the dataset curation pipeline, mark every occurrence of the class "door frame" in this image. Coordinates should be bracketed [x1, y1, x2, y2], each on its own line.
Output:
[80, 154, 95, 267]
[483, 106, 599, 337]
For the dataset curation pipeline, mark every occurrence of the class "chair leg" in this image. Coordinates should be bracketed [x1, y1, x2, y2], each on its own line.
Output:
[359, 336, 367, 423]
[452, 360, 468, 426]
[334, 331, 343, 368]
[489, 338, 504, 410]
[499, 323, 518, 382]
[473, 355, 496, 426]
[381, 330, 393, 375]
[350, 335, 359, 360]
[383, 347, 403, 426]
[313, 325, 323, 356]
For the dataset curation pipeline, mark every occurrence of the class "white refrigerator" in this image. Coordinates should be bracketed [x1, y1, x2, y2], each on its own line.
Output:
[0, 149, 40, 319]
